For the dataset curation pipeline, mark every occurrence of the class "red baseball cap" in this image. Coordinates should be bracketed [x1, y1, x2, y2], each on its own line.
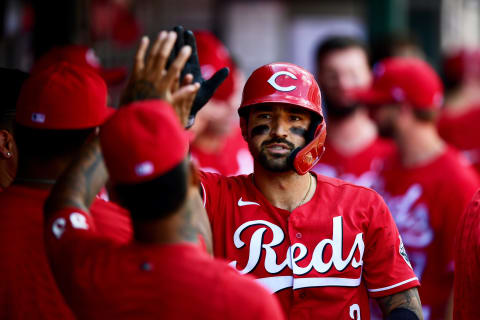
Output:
[443, 48, 480, 83]
[16, 61, 114, 129]
[352, 57, 444, 110]
[195, 31, 236, 102]
[32, 45, 127, 85]
[100, 100, 189, 184]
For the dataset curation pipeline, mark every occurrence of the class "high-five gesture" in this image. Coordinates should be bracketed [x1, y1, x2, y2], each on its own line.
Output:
[170, 26, 229, 127]
[121, 31, 200, 127]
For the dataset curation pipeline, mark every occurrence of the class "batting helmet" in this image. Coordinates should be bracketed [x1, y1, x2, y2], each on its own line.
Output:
[238, 62, 326, 175]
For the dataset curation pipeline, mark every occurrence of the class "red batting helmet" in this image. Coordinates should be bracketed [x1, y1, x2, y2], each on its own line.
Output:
[239, 62, 326, 175]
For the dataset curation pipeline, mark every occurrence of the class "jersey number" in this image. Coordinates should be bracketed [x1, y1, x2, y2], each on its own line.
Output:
[349, 304, 361, 320]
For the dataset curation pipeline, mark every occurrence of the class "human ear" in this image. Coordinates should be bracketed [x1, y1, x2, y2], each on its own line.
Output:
[0, 130, 15, 159]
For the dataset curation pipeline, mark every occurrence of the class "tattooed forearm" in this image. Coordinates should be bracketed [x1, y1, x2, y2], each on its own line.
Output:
[377, 288, 423, 319]
[178, 207, 198, 243]
[44, 137, 108, 217]
[120, 80, 161, 106]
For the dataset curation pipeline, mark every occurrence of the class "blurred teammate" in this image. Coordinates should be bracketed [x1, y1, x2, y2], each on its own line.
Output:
[189, 31, 253, 175]
[0, 62, 131, 319]
[313, 36, 394, 187]
[437, 49, 480, 173]
[0, 68, 28, 191]
[32, 44, 127, 86]
[354, 57, 479, 320]
[454, 189, 480, 319]
[43, 32, 284, 320]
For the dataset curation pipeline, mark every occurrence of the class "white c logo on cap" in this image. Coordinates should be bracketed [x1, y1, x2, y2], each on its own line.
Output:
[267, 71, 297, 92]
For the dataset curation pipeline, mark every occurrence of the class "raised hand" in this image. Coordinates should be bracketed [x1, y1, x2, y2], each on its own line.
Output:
[170, 26, 229, 127]
[120, 31, 200, 126]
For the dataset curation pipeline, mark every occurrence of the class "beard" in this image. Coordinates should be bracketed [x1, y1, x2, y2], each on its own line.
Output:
[250, 137, 300, 172]
[323, 95, 359, 120]
[377, 122, 395, 138]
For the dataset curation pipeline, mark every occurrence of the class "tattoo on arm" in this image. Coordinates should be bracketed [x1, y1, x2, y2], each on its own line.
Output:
[44, 137, 108, 218]
[377, 287, 423, 319]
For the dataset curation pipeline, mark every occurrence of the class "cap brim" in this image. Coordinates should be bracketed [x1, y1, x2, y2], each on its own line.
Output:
[100, 67, 128, 85]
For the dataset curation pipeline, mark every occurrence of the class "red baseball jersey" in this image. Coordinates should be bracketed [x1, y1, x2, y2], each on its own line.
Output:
[191, 127, 253, 176]
[454, 189, 480, 320]
[0, 184, 132, 319]
[201, 172, 419, 319]
[437, 106, 480, 173]
[313, 137, 395, 187]
[45, 207, 285, 320]
[372, 147, 479, 320]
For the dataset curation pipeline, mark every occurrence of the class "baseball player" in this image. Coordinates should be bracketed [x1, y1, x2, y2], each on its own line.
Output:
[353, 57, 480, 319]
[312, 36, 395, 187]
[158, 28, 422, 319]
[32, 45, 127, 86]
[0, 62, 132, 319]
[437, 49, 480, 174]
[454, 189, 480, 319]
[0, 68, 28, 191]
[189, 30, 253, 176]
[43, 32, 284, 319]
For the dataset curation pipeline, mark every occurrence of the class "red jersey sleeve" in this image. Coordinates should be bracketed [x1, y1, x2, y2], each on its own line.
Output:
[454, 189, 480, 319]
[200, 171, 228, 224]
[45, 208, 99, 263]
[45, 208, 116, 306]
[363, 193, 420, 298]
[90, 198, 132, 244]
[440, 167, 478, 272]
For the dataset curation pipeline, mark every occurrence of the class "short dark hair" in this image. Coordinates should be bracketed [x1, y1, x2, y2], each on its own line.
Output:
[114, 160, 189, 221]
[315, 36, 368, 68]
[0, 68, 29, 131]
[14, 124, 95, 160]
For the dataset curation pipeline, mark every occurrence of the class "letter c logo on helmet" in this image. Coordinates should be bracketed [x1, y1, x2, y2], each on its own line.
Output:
[267, 71, 297, 92]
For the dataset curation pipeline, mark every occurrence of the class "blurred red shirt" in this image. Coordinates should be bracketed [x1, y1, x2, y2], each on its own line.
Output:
[454, 189, 480, 320]
[313, 137, 395, 187]
[373, 147, 479, 319]
[0, 184, 132, 319]
[45, 207, 284, 319]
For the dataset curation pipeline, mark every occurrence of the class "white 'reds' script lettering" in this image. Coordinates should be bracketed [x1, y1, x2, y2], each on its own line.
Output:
[230, 216, 365, 292]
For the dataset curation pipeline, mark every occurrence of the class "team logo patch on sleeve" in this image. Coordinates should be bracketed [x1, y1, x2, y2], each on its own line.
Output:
[399, 235, 413, 269]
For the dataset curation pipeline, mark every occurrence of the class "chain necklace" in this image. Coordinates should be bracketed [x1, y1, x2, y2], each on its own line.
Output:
[251, 172, 313, 209]
[296, 173, 312, 209]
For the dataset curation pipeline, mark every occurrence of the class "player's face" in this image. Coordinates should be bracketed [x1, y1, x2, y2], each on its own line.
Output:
[245, 104, 311, 172]
[317, 47, 372, 109]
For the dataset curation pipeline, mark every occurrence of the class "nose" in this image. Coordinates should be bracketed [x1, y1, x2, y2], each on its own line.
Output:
[270, 116, 289, 137]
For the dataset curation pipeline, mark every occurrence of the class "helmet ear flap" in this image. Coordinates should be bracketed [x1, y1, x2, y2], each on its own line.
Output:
[292, 118, 327, 175]
[287, 114, 323, 170]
